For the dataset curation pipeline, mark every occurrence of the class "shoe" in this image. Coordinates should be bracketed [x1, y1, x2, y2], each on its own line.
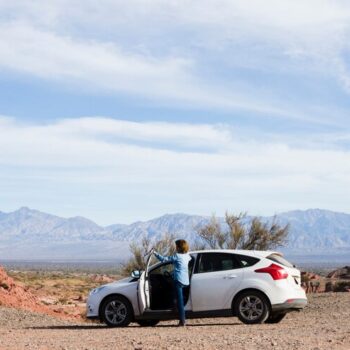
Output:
[177, 321, 186, 327]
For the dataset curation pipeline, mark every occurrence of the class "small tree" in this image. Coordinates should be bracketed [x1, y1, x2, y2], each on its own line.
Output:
[196, 212, 289, 250]
[121, 233, 176, 276]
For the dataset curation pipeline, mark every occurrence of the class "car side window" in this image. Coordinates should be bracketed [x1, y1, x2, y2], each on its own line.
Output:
[235, 254, 260, 267]
[197, 253, 241, 273]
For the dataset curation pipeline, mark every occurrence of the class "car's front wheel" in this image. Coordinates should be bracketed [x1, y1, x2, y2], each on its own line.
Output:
[101, 295, 133, 327]
[234, 291, 270, 324]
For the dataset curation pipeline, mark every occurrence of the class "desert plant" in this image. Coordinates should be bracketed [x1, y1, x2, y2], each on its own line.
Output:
[195, 212, 289, 250]
[121, 233, 176, 276]
[333, 281, 350, 292]
[325, 281, 334, 292]
[301, 273, 311, 284]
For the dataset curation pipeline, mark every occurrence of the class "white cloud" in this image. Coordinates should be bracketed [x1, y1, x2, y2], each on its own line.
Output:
[55, 117, 233, 148]
[1, 2, 350, 123]
[179, 1, 350, 92]
[1, 116, 350, 223]
[4, 0, 349, 83]
[0, 21, 295, 118]
[0, 22, 191, 95]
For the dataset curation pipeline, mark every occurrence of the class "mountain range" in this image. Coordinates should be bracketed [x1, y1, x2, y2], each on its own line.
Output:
[0, 207, 349, 261]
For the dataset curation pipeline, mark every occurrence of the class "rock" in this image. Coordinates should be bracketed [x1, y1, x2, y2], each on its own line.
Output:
[327, 266, 350, 279]
[0, 266, 74, 320]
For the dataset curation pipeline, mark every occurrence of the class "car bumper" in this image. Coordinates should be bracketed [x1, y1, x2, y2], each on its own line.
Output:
[86, 294, 101, 318]
[86, 315, 100, 320]
[271, 298, 307, 313]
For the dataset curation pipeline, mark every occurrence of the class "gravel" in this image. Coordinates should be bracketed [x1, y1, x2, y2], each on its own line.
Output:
[0, 293, 349, 350]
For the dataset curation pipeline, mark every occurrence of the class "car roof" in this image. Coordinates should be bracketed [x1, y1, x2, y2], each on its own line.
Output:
[189, 249, 282, 258]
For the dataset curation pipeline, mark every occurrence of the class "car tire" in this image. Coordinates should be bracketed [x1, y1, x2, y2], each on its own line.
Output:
[101, 295, 133, 327]
[265, 313, 287, 324]
[234, 290, 270, 324]
[136, 319, 159, 327]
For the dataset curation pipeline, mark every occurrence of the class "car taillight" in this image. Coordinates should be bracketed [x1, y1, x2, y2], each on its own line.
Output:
[255, 263, 288, 280]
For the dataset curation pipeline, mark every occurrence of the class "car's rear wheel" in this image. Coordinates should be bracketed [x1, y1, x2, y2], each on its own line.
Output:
[101, 295, 133, 327]
[136, 319, 159, 327]
[234, 291, 270, 324]
[265, 312, 287, 324]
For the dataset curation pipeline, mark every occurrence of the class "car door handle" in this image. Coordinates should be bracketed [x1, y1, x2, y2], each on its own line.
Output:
[223, 275, 237, 279]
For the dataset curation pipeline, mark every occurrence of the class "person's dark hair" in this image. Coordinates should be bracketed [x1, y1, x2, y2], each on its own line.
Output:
[175, 239, 189, 253]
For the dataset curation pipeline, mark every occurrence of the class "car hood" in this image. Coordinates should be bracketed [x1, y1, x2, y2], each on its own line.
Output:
[103, 277, 135, 289]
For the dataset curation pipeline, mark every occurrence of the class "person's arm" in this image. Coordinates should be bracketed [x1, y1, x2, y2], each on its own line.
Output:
[154, 251, 176, 263]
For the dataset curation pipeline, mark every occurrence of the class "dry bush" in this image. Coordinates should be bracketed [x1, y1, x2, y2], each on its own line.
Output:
[121, 233, 176, 276]
[196, 212, 289, 250]
[333, 281, 350, 292]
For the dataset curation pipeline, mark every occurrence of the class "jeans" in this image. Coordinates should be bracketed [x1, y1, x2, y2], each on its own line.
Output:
[174, 280, 186, 324]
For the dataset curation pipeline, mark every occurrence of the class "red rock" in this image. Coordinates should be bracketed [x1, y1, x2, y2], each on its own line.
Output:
[0, 266, 78, 321]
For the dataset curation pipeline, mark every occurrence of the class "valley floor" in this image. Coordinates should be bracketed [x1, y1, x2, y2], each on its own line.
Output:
[0, 294, 349, 350]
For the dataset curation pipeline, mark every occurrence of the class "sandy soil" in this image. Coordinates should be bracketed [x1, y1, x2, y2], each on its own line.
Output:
[0, 293, 349, 350]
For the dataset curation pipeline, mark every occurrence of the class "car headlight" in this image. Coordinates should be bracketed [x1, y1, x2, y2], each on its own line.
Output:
[89, 286, 106, 296]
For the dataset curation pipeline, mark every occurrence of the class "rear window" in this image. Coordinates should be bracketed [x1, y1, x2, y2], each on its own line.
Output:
[235, 254, 260, 267]
[267, 254, 294, 268]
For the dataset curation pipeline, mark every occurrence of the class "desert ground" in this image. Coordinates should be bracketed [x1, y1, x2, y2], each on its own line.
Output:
[0, 293, 349, 350]
[0, 267, 349, 349]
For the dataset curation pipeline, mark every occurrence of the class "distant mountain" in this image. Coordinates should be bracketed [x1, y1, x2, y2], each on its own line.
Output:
[110, 213, 210, 242]
[109, 209, 350, 254]
[0, 207, 349, 260]
[0, 207, 126, 260]
[0, 207, 112, 241]
[275, 209, 350, 252]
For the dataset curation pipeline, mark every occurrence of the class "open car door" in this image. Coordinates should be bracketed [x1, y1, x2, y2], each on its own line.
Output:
[137, 248, 154, 314]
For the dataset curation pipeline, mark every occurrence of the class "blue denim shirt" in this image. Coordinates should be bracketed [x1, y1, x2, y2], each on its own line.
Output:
[154, 252, 192, 286]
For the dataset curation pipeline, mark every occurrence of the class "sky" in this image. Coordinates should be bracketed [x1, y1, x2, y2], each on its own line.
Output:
[1, 0, 350, 225]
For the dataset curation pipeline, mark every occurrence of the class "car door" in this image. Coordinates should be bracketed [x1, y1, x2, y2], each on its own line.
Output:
[137, 250, 153, 314]
[148, 261, 174, 310]
[190, 252, 244, 312]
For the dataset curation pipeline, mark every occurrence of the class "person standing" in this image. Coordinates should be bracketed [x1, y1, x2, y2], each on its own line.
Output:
[154, 239, 191, 327]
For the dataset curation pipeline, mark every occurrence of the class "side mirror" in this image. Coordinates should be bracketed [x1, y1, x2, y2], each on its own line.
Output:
[131, 270, 141, 279]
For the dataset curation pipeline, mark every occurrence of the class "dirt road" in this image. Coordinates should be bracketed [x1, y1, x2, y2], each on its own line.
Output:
[0, 293, 349, 350]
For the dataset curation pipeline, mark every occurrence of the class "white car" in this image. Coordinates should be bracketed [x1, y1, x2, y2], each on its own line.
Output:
[86, 249, 307, 327]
